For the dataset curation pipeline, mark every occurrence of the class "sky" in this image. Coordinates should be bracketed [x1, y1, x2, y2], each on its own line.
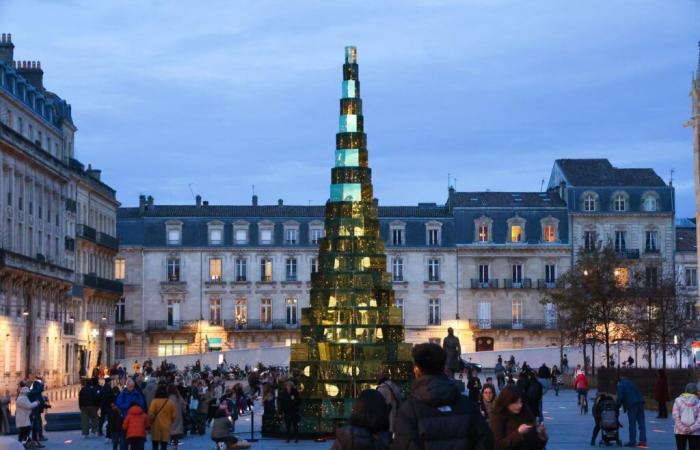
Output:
[1, 0, 699, 216]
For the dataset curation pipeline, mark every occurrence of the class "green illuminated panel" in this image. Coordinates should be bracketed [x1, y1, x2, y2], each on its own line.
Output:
[342, 80, 357, 99]
[339, 114, 358, 132]
[335, 149, 359, 167]
[330, 183, 361, 202]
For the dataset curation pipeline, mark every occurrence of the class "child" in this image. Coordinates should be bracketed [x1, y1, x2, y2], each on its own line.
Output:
[122, 401, 149, 450]
[108, 402, 125, 450]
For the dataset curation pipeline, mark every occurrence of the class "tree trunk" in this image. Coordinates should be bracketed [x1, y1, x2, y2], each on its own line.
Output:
[592, 340, 596, 376]
[604, 325, 611, 368]
[582, 341, 588, 375]
[647, 340, 653, 370]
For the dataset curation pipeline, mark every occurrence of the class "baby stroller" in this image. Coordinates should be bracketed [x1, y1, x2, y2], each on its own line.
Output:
[593, 393, 622, 446]
[185, 410, 207, 436]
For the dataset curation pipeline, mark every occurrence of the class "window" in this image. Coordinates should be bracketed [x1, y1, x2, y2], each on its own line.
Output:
[543, 224, 556, 243]
[428, 229, 439, 246]
[392, 257, 404, 282]
[234, 226, 248, 245]
[260, 228, 273, 245]
[428, 258, 440, 282]
[235, 299, 247, 325]
[260, 298, 272, 324]
[512, 264, 523, 285]
[167, 299, 179, 326]
[167, 228, 181, 245]
[613, 193, 627, 212]
[643, 195, 657, 212]
[115, 298, 126, 323]
[157, 339, 187, 357]
[686, 268, 698, 288]
[209, 228, 223, 245]
[209, 298, 222, 325]
[286, 298, 298, 326]
[545, 264, 556, 284]
[114, 258, 125, 280]
[645, 230, 658, 252]
[583, 193, 597, 212]
[614, 267, 629, 288]
[478, 264, 489, 283]
[209, 257, 222, 281]
[583, 231, 596, 251]
[310, 228, 323, 245]
[614, 231, 626, 252]
[394, 298, 404, 323]
[478, 224, 489, 242]
[645, 266, 659, 288]
[311, 257, 318, 274]
[512, 299, 523, 329]
[477, 301, 491, 328]
[511, 225, 523, 243]
[392, 228, 404, 246]
[235, 258, 247, 282]
[428, 298, 440, 325]
[285, 228, 297, 245]
[167, 256, 180, 281]
[285, 257, 297, 281]
[260, 257, 273, 282]
[115, 342, 125, 360]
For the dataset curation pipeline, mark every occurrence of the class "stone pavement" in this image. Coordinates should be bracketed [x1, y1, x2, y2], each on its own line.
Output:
[39, 388, 676, 449]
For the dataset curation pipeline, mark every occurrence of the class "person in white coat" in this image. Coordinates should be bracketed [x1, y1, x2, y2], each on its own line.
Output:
[672, 382, 700, 450]
[15, 387, 38, 445]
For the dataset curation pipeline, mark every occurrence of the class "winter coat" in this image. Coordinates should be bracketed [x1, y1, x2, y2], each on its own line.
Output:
[673, 393, 700, 436]
[79, 385, 98, 408]
[147, 398, 176, 442]
[490, 405, 547, 450]
[467, 377, 482, 403]
[211, 416, 235, 440]
[573, 373, 588, 391]
[377, 380, 402, 433]
[653, 374, 670, 403]
[480, 400, 495, 422]
[108, 408, 124, 435]
[616, 379, 644, 412]
[278, 388, 301, 421]
[14, 395, 37, 428]
[526, 379, 543, 417]
[495, 363, 505, 378]
[0, 393, 11, 434]
[98, 384, 116, 410]
[332, 425, 391, 450]
[123, 405, 149, 439]
[142, 382, 157, 409]
[537, 366, 551, 379]
[443, 335, 462, 372]
[391, 374, 492, 450]
[168, 394, 186, 436]
[116, 387, 146, 416]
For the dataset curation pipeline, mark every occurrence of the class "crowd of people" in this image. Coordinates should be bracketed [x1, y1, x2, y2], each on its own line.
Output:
[0, 373, 51, 449]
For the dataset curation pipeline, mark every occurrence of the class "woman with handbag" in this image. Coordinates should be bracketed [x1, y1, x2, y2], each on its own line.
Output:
[147, 385, 175, 450]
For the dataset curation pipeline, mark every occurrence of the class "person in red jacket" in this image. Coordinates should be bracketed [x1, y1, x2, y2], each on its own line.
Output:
[574, 371, 589, 409]
[654, 369, 670, 419]
[122, 402, 149, 450]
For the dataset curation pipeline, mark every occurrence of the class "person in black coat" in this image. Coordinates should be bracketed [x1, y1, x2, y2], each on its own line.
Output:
[467, 369, 483, 404]
[391, 343, 492, 450]
[525, 372, 543, 422]
[278, 381, 301, 443]
[98, 379, 116, 437]
[332, 389, 392, 450]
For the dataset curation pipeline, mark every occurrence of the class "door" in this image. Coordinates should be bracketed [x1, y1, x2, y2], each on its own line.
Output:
[475, 337, 494, 352]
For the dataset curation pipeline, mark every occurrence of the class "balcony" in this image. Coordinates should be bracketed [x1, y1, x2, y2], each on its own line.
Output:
[64, 237, 75, 252]
[615, 249, 640, 259]
[82, 274, 124, 295]
[537, 279, 558, 289]
[146, 320, 199, 332]
[503, 278, 532, 289]
[96, 232, 119, 251]
[205, 277, 226, 288]
[644, 247, 661, 256]
[469, 319, 557, 330]
[223, 319, 296, 331]
[65, 198, 77, 213]
[470, 279, 499, 289]
[63, 322, 75, 336]
[76, 224, 118, 251]
[115, 320, 139, 332]
[76, 224, 97, 241]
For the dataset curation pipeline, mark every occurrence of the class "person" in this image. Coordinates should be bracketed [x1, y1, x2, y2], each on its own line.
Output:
[211, 407, 239, 449]
[590, 392, 618, 446]
[15, 387, 38, 446]
[490, 385, 547, 450]
[616, 375, 647, 448]
[142, 378, 158, 410]
[672, 382, 700, 450]
[467, 369, 482, 404]
[627, 355, 634, 368]
[132, 361, 141, 375]
[392, 343, 492, 450]
[561, 354, 569, 374]
[525, 372, 543, 423]
[654, 369, 670, 419]
[28, 373, 47, 443]
[148, 384, 176, 450]
[0, 389, 10, 434]
[442, 327, 461, 375]
[278, 381, 301, 443]
[480, 384, 496, 422]
[609, 355, 615, 368]
[116, 378, 146, 417]
[332, 389, 392, 450]
[536, 364, 550, 394]
[376, 372, 402, 434]
[495, 360, 506, 391]
[573, 369, 589, 410]
[167, 385, 186, 450]
[123, 401, 149, 450]
[79, 377, 100, 438]
[550, 365, 561, 396]
[99, 378, 117, 440]
[108, 401, 126, 450]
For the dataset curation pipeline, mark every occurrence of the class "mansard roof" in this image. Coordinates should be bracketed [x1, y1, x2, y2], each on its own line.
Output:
[554, 159, 666, 187]
[450, 191, 566, 208]
[676, 219, 697, 253]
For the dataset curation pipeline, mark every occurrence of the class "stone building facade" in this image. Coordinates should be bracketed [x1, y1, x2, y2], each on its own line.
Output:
[0, 33, 120, 390]
[691, 45, 700, 304]
[115, 159, 676, 357]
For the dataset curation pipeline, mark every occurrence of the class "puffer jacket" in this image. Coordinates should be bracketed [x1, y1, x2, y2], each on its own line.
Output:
[672, 393, 700, 436]
[331, 425, 391, 450]
[123, 404, 149, 439]
[391, 374, 492, 450]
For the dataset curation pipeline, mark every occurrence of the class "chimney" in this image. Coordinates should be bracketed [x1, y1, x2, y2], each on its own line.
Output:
[16, 60, 43, 92]
[138, 195, 146, 214]
[203, 200, 209, 206]
[278, 199, 284, 206]
[252, 195, 258, 206]
[195, 195, 201, 207]
[147, 195, 154, 207]
[85, 164, 101, 181]
[0, 34, 14, 66]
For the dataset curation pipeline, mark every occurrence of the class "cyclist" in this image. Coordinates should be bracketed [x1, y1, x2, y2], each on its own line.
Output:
[551, 364, 562, 396]
[573, 368, 589, 413]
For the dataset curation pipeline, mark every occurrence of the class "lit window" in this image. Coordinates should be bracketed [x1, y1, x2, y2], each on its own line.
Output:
[260, 257, 273, 282]
[543, 224, 556, 242]
[209, 298, 222, 325]
[511, 225, 523, 243]
[114, 258, 125, 280]
[209, 258, 222, 281]
[614, 267, 629, 288]
[512, 299, 523, 328]
[235, 299, 247, 325]
[428, 298, 440, 325]
[613, 194, 627, 212]
[478, 224, 489, 242]
[286, 298, 298, 326]
[392, 257, 404, 282]
[260, 298, 272, 325]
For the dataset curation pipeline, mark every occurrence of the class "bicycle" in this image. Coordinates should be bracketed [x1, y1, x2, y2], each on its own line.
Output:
[578, 390, 588, 414]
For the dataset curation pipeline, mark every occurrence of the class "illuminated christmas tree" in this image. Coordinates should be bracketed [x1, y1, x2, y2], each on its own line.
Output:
[287, 46, 413, 435]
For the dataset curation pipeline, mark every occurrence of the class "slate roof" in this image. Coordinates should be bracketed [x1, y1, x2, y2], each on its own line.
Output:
[676, 226, 697, 253]
[555, 159, 666, 187]
[450, 191, 566, 208]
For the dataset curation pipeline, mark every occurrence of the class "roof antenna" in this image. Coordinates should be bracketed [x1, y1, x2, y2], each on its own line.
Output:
[188, 183, 195, 200]
[540, 179, 545, 192]
[454, 177, 457, 190]
[669, 169, 674, 187]
[447, 173, 451, 189]
[252, 184, 255, 195]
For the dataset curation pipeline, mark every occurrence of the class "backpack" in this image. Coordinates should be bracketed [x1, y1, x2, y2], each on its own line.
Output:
[681, 403, 696, 427]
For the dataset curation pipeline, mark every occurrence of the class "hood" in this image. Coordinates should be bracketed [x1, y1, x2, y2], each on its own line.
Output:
[335, 426, 390, 450]
[679, 393, 700, 407]
[127, 405, 144, 416]
[411, 375, 461, 407]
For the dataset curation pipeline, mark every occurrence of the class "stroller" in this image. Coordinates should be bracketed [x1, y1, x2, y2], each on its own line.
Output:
[185, 409, 207, 436]
[593, 393, 622, 446]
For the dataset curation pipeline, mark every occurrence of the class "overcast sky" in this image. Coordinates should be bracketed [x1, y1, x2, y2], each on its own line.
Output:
[1, 1, 699, 216]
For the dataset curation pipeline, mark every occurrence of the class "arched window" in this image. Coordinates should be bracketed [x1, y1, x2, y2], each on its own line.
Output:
[642, 193, 658, 212]
[582, 192, 597, 212]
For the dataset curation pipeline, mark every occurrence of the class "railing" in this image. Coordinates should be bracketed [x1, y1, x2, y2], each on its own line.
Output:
[64, 237, 75, 252]
[616, 249, 640, 259]
[470, 279, 499, 289]
[537, 279, 558, 289]
[209, 319, 223, 327]
[115, 320, 139, 332]
[76, 224, 97, 241]
[223, 319, 296, 331]
[469, 319, 557, 330]
[63, 322, 75, 335]
[96, 232, 119, 250]
[644, 247, 660, 254]
[146, 320, 199, 331]
[234, 276, 248, 282]
[503, 278, 532, 289]
[65, 198, 77, 213]
[82, 274, 124, 294]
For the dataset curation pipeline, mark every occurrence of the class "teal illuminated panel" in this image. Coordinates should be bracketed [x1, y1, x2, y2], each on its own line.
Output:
[330, 183, 361, 202]
[342, 80, 357, 99]
[335, 149, 359, 167]
[339, 115, 358, 132]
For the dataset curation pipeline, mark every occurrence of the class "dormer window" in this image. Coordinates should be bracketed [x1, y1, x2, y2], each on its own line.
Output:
[259, 221, 274, 245]
[233, 221, 249, 245]
[642, 192, 658, 212]
[207, 220, 224, 245]
[507, 217, 526, 243]
[309, 221, 324, 245]
[582, 192, 598, 212]
[166, 220, 183, 246]
[612, 192, 628, 212]
[390, 221, 406, 246]
[283, 221, 300, 245]
[425, 221, 442, 246]
[474, 216, 493, 243]
[540, 216, 559, 243]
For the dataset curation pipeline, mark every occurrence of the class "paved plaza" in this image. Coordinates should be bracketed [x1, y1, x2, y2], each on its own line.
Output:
[33, 388, 676, 450]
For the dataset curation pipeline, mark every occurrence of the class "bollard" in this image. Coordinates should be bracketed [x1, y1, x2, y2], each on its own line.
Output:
[248, 407, 258, 442]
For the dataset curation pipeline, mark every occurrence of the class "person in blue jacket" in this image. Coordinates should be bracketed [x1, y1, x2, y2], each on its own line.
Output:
[616, 375, 647, 448]
[116, 378, 146, 417]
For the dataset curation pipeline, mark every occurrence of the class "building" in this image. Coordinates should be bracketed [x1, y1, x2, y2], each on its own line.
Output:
[676, 218, 698, 312]
[691, 42, 700, 305]
[115, 157, 675, 357]
[0, 33, 120, 390]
